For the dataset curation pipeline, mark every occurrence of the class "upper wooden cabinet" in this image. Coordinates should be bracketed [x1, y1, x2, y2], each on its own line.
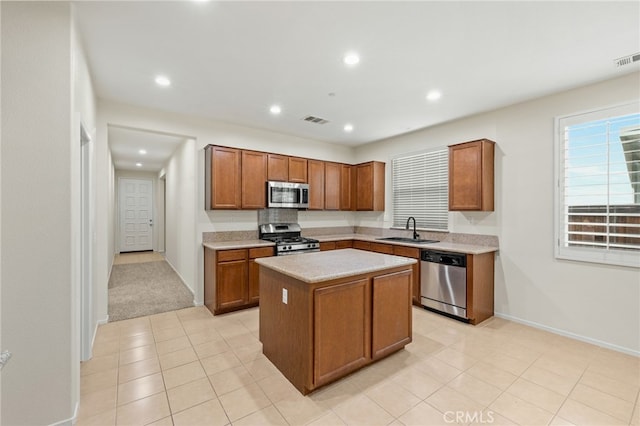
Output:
[324, 162, 341, 210]
[206, 146, 241, 209]
[340, 164, 354, 211]
[288, 157, 308, 183]
[206, 144, 386, 211]
[241, 150, 267, 209]
[356, 161, 385, 211]
[267, 153, 289, 181]
[308, 159, 325, 210]
[448, 139, 495, 211]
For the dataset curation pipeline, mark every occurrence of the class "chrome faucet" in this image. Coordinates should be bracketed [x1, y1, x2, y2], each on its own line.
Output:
[405, 216, 420, 240]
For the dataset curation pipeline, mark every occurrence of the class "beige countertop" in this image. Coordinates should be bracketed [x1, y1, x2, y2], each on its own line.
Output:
[314, 233, 498, 255]
[202, 240, 274, 250]
[255, 248, 416, 283]
[202, 233, 497, 255]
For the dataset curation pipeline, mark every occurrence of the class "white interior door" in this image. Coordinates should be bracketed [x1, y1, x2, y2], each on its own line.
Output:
[119, 178, 153, 252]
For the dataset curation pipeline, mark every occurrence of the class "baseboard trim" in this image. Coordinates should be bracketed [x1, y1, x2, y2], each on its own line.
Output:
[164, 259, 196, 301]
[494, 312, 639, 357]
[48, 400, 78, 426]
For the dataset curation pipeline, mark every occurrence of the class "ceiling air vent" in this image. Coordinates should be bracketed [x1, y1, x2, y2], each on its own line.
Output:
[302, 115, 329, 125]
[614, 53, 640, 68]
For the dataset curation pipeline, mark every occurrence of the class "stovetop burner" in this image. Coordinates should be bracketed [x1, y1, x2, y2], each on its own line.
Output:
[259, 223, 320, 255]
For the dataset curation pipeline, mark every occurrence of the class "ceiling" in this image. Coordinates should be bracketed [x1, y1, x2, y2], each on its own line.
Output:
[75, 1, 640, 170]
[109, 126, 187, 172]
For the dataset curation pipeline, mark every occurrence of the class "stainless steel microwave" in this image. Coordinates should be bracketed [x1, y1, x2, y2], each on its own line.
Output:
[267, 181, 309, 209]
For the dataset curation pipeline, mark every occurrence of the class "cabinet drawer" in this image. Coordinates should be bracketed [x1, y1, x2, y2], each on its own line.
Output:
[335, 240, 353, 249]
[353, 240, 371, 251]
[249, 246, 274, 259]
[217, 249, 247, 262]
[370, 242, 394, 254]
[393, 246, 420, 259]
[320, 242, 336, 251]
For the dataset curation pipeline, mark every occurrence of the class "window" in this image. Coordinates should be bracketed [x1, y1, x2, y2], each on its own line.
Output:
[392, 147, 448, 231]
[555, 102, 640, 267]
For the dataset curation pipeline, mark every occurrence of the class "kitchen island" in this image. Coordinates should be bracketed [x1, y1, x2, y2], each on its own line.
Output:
[256, 249, 416, 394]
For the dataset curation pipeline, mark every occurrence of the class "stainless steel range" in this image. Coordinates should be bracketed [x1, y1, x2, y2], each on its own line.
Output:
[259, 223, 320, 256]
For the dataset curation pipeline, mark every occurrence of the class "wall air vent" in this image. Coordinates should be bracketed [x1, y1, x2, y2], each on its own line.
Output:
[302, 115, 329, 125]
[614, 53, 640, 68]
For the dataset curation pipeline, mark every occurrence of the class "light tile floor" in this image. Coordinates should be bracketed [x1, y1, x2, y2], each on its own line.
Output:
[78, 306, 640, 425]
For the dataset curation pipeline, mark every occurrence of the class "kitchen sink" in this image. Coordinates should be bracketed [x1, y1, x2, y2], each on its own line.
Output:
[376, 237, 440, 244]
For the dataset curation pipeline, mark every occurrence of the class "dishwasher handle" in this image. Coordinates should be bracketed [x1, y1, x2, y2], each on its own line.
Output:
[420, 250, 467, 267]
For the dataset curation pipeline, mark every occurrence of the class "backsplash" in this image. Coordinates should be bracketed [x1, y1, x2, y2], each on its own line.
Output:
[203, 223, 498, 247]
[257, 208, 298, 225]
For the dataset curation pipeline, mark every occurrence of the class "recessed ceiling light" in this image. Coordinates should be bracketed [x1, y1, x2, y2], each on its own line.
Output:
[344, 123, 354, 132]
[139, 149, 147, 155]
[135, 162, 143, 167]
[155, 75, 171, 87]
[270, 105, 282, 115]
[426, 90, 442, 101]
[343, 52, 360, 66]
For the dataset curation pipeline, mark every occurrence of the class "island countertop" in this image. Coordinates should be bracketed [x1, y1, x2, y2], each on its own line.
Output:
[255, 248, 417, 283]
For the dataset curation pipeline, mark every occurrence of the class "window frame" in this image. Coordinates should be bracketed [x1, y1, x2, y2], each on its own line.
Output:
[391, 146, 450, 232]
[554, 101, 640, 268]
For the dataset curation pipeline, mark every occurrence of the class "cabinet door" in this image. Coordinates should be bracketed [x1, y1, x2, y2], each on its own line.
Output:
[369, 242, 394, 254]
[308, 159, 325, 210]
[393, 246, 421, 305]
[314, 279, 370, 387]
[216, 258, 248, 311]
[267, 154, 288, 182]
[248, 247, 274, 304]
[324, 162, 341, 210]
[340, 164, 353, 211]
[371, 269, 412, 360]
[210, 146, 241, 209]
[356, 161, 385, 211]
[448, 139, 494, 211]
[288, 157, 308, 183]
[242, 150, 267, 209]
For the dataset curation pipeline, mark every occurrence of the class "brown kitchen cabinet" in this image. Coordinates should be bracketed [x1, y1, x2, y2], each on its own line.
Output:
[204, 246, 273, 315]
[466, 251, 495, 325]
[357, 240, 421, 306]
[242, 150, 267, 209]
[340, 164, 354, 211]
[356, 161, 385, 211]
[308, 159, 325, 210]
[206, 146, 242, 209]
[267, 153, 288, 181]
[319, 241, 336, 251]
[324, 162, 341, 210]
[288, 157, 308, 183]
[314, 279, 370, 387]
[449, 139, 495, 211]
[259, 259, 413, 394]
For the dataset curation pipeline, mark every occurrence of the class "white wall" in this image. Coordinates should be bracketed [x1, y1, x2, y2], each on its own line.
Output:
[164, 139, 196, 295]
[355, 72, 640, 354]
[0, 2, 93, 423]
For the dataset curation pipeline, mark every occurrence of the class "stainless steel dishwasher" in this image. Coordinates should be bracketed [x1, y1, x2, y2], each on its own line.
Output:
[420, 250, 468, 320]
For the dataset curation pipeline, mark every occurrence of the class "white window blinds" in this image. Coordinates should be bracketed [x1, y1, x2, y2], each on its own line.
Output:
[392, 148, 449, 231]
[556, 102, 640, 267]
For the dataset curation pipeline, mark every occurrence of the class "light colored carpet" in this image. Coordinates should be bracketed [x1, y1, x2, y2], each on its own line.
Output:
[108, 261, 194, 322]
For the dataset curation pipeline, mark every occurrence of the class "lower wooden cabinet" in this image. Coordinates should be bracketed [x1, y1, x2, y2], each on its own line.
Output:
[204, 246, 273, 315]
[314, 279, 370, 387]
[260, 263, 413, 394]
[371, 269, 412, 360]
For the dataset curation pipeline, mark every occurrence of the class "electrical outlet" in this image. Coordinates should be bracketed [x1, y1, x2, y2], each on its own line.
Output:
[282, 288, 288, 304]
